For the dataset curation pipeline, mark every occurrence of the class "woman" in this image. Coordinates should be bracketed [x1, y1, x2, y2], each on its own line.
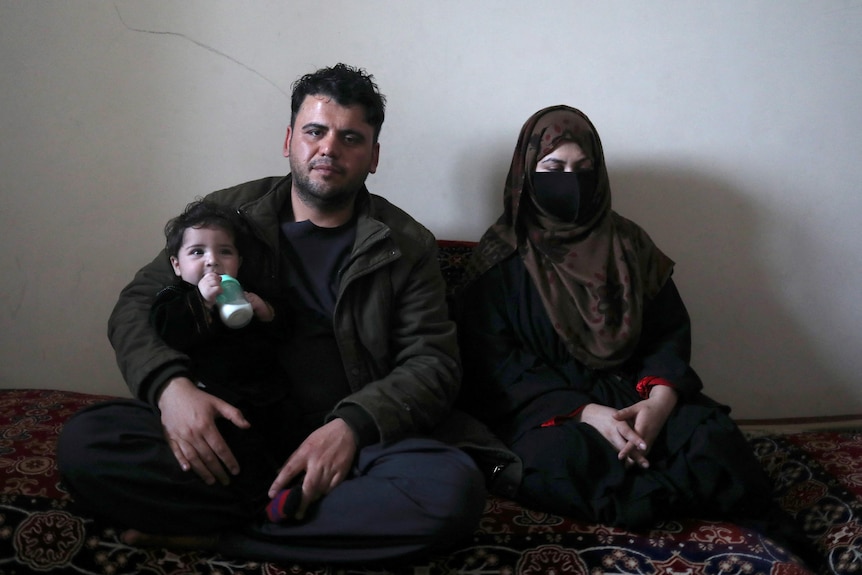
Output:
[457, 105, 773, 529]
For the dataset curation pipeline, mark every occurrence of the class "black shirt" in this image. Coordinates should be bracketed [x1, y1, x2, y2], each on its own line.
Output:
[278, 218, 378, 444]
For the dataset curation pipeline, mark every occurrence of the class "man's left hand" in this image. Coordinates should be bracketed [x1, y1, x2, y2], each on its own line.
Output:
[267, 418, 357, 520]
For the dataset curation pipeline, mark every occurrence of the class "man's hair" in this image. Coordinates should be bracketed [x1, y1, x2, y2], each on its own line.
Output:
[290, 63, 386, 141]
[164, 199, 247, 258]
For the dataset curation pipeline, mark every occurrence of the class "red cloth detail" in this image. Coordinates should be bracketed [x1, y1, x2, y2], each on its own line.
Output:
[265, 487, 302, 523]
[636, 376, 674, 399]
[540, 406, 586, 428]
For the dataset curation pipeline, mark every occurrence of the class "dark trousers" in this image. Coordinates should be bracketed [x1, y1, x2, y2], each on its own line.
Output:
[57, 399, 486, 563]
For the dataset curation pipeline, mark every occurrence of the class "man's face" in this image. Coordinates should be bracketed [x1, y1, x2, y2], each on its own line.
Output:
[284, 95, 380, 213]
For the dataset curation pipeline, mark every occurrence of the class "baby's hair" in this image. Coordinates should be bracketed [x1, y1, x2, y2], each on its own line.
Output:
[164, 199, 248, 258]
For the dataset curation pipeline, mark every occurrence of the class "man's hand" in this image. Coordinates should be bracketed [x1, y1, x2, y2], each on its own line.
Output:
[158, 377, 250, 485]
[267, 418, 357, 520]
[614, 385, 678, 465]
[578, 403, 649, 469]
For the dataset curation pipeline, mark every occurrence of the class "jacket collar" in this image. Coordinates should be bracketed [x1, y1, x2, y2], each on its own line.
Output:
[237, 174, 291, 250]
[239, 174, 390, 254]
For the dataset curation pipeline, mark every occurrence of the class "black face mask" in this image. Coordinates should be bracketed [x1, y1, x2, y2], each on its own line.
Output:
[531, 171, 597, 223]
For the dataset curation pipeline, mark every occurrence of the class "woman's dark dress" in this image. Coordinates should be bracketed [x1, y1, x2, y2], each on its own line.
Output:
[458, 254, 773, 529]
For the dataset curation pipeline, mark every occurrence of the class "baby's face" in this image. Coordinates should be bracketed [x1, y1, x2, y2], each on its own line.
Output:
[170, 225, 242, 284]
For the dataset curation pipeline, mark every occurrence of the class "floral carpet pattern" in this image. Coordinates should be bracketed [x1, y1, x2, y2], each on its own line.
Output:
[751, 431, 862, 572]
[4, 388, 858, 574]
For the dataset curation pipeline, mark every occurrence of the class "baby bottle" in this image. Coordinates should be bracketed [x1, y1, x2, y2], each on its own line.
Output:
[216, 274, 254, 328]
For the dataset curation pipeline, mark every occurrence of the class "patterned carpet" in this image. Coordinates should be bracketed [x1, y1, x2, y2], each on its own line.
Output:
[5, 388, 859, 574]
[751, 430, 862, 572]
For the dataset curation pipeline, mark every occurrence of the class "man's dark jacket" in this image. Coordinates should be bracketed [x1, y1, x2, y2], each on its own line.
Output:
[107, 175, 521, 496]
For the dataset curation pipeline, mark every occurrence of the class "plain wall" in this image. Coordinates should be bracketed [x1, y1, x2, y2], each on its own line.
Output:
[1, 1, 860, 418]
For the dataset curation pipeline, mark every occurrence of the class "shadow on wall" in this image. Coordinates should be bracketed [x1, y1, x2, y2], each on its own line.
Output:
[609, 163, 852, 417]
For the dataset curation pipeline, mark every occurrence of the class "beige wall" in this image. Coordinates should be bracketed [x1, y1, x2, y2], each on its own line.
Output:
[1, 1, 860, 418]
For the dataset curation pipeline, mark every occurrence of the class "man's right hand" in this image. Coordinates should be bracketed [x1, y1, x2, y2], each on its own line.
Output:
[157, 377, 250, 485]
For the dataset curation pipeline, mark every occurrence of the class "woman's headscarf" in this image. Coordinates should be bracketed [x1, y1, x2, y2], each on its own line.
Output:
[468, 105, 674, 369]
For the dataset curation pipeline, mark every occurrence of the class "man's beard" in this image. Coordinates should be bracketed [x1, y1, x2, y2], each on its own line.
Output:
[291, 161, 367, 214]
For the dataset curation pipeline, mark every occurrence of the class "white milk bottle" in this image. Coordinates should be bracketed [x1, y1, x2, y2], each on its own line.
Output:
[216, 274, 254, 328]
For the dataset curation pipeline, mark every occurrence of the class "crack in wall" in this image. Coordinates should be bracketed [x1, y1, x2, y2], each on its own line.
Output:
[113, 4, 289, 98]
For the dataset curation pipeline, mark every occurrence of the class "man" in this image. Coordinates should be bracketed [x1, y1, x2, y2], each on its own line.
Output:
[58, 64, 487, 564]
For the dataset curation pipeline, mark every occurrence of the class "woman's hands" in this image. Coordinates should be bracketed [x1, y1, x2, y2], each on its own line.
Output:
[578, 385, 678, 468]
[614, 385, 678, 465]
[578, 404, 649, 468]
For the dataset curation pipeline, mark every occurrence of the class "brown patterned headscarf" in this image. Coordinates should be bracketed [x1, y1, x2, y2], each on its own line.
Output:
[468, 105, 674, 369]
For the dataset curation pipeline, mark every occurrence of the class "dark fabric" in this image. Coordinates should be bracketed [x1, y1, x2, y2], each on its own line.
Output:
[279, 218, 356, 318]
[149, 282, 288, 406]
[63, 176, 484, 565]
[459, 255, 704, 445]
[277, 218, 360, 440]
[466, 106, 674, 369]
[106, 176, 460, 442]
[457, 253, 770, 527]
[57, 398, 485, 563]
[277, 301, 353, 438]
[530, 171, 595, 223]
[513, 403, 772, 529]
[57, 398, 299, 534]
[220, 438, 486, 563]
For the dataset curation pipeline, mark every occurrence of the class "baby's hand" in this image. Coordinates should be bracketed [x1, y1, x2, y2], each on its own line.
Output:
[198, 273, 223, 307]
[245, 292, 275, 322]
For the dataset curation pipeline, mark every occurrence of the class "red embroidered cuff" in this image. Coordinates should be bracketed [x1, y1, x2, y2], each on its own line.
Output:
[636, 376, 674, 400]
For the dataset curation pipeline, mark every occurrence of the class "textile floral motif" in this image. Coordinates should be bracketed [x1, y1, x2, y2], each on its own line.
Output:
[518, 544, 588, 574]
[751, 434, 862, 574]
[0, 387, 837, 575]
[435, 240, 475, 299]
[14, 510, 85, 570]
